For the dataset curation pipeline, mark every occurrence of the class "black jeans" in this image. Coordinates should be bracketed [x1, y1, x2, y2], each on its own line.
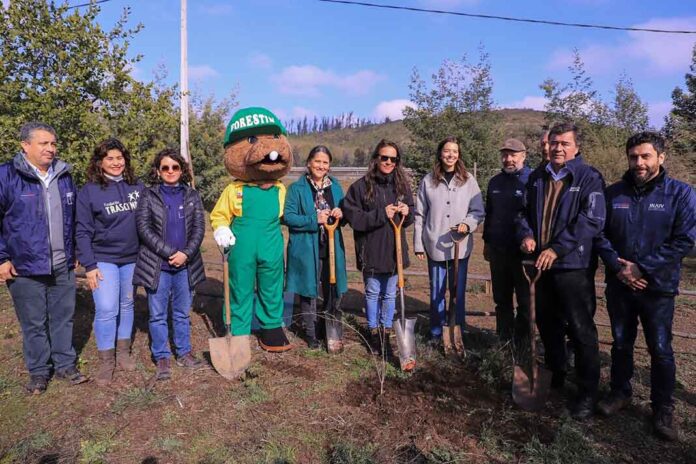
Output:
[536, 268, 599, 398]
[7, 263, 77, 377]
[298, 257, 341, 340]
[606, 282, 675, 410]
[488, 246, 530, 343]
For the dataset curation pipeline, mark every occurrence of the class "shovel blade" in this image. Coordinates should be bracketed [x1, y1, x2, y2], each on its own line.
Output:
[443, 325, 465, 357]
[325, 316, 344, 354]
[512, 364, 552, 411]
[209, 334, 251, 380]
[393, 318, 417, 371]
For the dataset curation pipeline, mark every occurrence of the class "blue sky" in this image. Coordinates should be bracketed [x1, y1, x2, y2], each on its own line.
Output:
[88, 0, 696, 127]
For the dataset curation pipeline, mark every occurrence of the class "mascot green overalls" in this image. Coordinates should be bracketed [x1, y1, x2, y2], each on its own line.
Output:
[211, 107, 293, 351]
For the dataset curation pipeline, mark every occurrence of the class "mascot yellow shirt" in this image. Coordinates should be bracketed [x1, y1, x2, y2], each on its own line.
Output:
[210, 180, 286, 229]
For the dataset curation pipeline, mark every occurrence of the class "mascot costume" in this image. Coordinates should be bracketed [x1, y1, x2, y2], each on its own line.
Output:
[211, 107, 293, 351]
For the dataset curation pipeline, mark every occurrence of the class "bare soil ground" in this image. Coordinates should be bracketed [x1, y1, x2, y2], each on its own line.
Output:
[1, 226, 694, 463]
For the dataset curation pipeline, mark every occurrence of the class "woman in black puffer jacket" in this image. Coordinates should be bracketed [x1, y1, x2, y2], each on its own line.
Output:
[133, 148, 206, 380]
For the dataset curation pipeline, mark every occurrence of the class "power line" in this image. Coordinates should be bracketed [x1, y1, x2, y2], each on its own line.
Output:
[318, 0, 696, 34]
[67, 0, 113, 9]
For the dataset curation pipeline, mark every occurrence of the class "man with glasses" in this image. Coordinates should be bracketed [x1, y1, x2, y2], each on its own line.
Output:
[516, 122, 605, 419]
[0, 122, 88, 394]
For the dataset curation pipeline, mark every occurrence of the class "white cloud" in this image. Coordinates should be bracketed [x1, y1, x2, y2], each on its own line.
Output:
[249, 52, 272, 70]
[189, 65, 220, 81]
[199, 3, 234, 15]
[647, 100, 672, 129]
[373, 99, 416, 121]
[503, 96, 548, 111]
[270, 108, 288, 120]
[270, 65, 385, 97]
[547, 17, 696, 76]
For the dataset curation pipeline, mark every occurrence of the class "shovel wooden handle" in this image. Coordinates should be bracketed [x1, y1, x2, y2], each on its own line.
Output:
[389, 214, 406, 289]
[324, 218, 339, 285]
[219, 246, 232, 334]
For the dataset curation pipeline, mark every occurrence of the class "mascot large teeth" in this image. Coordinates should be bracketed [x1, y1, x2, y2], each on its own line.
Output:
[211, 107, 293, 351]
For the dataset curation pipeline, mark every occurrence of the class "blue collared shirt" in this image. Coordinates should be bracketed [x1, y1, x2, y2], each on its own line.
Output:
[545, 162, 570, 182]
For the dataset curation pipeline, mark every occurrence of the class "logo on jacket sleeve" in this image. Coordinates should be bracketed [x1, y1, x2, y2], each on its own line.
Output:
[66, 191, 74, 205]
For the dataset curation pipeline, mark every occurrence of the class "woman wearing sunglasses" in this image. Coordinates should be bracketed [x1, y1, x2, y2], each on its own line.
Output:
[133, 149, 206, 381]
[284, 145, 348, 349]
[413, 136, 485, 345]
[76, 138, 143, 386]
[343, 139, 414, 353]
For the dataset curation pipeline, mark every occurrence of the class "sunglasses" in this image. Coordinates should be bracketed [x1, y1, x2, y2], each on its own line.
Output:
[159, 164, 181, 172]
[379, 155, 400, 164]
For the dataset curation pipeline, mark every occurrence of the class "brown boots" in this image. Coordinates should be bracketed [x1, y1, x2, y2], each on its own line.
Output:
[95, 340, 136, 387]
[95, 349, 115, 386]
[116, 339, 136, 371]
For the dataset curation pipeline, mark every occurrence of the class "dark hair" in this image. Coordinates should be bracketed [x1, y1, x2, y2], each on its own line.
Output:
[431, 136, 468, 186]
[87, 138, 137, 186]
[625, 131, 665, 155]
[20, 122, 56, 142]
[148, 148, 192, 185]
[306, 145, 333, 163]
[364, 139, 411, 203]
[549, 122, 581, 145]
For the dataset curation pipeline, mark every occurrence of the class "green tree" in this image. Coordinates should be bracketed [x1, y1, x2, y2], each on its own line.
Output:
[403, 47, 502, 187]
[611, 72, 648, 133]
[0, 0, 179, 184]
[665, 43, 696, 184]
[353, 147, 366, 167]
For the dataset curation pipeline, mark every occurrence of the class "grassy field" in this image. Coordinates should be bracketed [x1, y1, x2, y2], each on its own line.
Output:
[0, 220, 694, 463]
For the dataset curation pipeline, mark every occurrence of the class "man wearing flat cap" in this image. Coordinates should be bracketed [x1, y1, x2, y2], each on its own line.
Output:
[483, 138, 531, 346]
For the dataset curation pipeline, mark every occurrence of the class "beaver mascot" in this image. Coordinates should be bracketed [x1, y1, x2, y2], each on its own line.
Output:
[211, 107, 293, 351]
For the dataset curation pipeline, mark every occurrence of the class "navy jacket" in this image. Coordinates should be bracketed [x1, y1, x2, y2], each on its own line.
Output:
[515, 155, 605, 270]
[75, 180, 144, 272]
[0, 153, 76, 276]
[484, 166, 531, 251]
[596, 169, 696, 295]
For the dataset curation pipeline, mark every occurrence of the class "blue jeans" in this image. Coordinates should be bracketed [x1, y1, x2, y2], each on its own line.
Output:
[147, 269, 193, 361]
[363, 272, 397, 329]
[606, 282, 675, 409]
[7, 263, 77, 377]
[428, 256, 469, 338]
[92, 262, 135, 351]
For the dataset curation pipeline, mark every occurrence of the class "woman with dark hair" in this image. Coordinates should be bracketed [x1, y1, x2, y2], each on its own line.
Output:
[284, 145, 348, 349]
[76, 138, 144, 386]
[413, 136, 485, 343]
[343, 139, 415, 351]
[133, 149, 206, 381]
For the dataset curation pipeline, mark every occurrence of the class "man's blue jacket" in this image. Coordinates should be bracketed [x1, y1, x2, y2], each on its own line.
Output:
[515, 154, 606, 270]
[597, 168, 696, 295]
[484, 166, 531, 252]
[0, 153, 77, 276]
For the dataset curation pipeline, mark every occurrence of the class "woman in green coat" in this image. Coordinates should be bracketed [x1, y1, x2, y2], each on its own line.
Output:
[284, 145, 348, 349]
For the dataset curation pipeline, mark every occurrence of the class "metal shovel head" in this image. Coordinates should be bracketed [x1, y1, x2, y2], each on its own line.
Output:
[209, 333, 251, 380]
[394, 317, 417, 371]
[325, 315, 344, 354]
[443, 325, 465, 357]
[512, 363, 552, 411]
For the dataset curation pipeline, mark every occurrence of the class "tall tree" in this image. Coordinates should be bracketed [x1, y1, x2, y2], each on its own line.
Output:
[612, 72, 649, 133]
[665, 43, 696, 184]
[403, 46, 501, 184]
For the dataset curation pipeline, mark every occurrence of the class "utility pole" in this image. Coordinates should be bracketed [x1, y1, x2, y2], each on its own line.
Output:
[180, 0, 195, 186]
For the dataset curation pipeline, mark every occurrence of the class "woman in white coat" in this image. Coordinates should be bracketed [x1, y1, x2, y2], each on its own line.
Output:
[414, 136, 485, 342]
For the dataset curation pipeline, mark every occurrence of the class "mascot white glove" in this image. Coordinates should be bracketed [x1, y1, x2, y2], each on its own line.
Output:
[214, 227, 236, 247]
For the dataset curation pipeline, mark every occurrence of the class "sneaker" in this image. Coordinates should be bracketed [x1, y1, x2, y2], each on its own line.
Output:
[597, 391, 631, 416]
[54, 367, 89, 386]
[25, 375, 48, 395]
[155, 358, 171, 381]
[175, 352, 204, 369]
[570, 396, 596, 421]
[306, 337, 321, 350]
[653, 405, 678, 441]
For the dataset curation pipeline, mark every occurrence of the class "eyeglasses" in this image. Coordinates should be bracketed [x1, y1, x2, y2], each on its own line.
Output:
[159, 164, 181, 172]
[379, 155, 400, 164]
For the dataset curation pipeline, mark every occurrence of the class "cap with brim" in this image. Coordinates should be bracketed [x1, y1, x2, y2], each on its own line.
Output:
[499, 138, 526, 152]
[224, 107, 287, 146]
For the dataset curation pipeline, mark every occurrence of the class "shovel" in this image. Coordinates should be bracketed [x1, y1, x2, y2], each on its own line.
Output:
[209, 246, 251, 380]
[512, 260, 552, 411]
[443, 227, 466, 357]
[389, 213, 417, 372]
[323, 217, 344, 354]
